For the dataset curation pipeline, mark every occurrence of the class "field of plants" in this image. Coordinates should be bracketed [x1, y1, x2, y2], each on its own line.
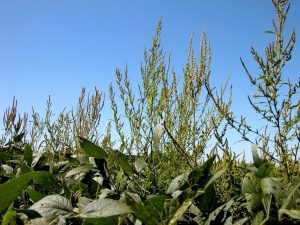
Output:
[0, 0, 299, 224]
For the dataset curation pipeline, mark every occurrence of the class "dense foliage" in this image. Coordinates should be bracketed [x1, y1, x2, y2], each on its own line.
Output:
[0, 0, 299, 224]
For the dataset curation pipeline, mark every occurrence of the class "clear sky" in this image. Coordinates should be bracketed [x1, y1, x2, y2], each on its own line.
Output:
[0, 0, 299, 158]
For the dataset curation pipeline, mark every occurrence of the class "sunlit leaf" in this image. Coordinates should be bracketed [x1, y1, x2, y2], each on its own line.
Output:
[134, 158, 147, 173]
[79, 198, 131, 218]
[1, 210, 16, 225]
[166, 172, 189, 194]
[29, 195, 73, 221]
[79, 137, 107, 159]
[0, 172, 50, 212]
[65, 165, 97, 178]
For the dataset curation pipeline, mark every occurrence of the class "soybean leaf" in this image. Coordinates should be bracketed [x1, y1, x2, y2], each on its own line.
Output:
[83, 217, 119, 225]
[1, 210, 16, 225]
[134, 158, 147, 173]
[23, 144, 33, 165]
[144, 195, 169, 221]
[114, 150, 133, 176]
[251, 211, 265, 225]
[27, 188, 46, 203]
[242, 173, 260, 194]
[65, 165, 98, 178]
[166, 172, 189, 194]
[79, 198, 131, 218]
[79, 137, 107, 159]
[0, 171, 50, 212]
[29, 195, 73, 222]
[126, 194, 158, 225]
[255, 163, 273, 178]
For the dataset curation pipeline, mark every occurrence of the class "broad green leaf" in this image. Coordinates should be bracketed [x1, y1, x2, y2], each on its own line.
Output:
[242, 173, 260, 194]
[114, 150, 133, 176]
[262, 194, 272, 213]
[0, 150, 12, 161]
[251, 211, 264, 225]
[144, 195, 169, 220]
[255, 163, 273, 178]
[23, 144, 33, 165]
[79, 198, 131, 218]
[261, 177, 283, 194]
[244, 193, 262, 213]
[261, 177, 286, 205]
[20, 162, 32, 174]
[65, 165, 97, 178]
[83, 217, 119, 225]
[34, 172, 60, 189]
[29, 195, 73, 221]
[27, 188, 46, 203]
[126, 194, 158, 225]
[79, 137, 107, 159]
[0, 171, 50, 212]
[166, 172, 189, 194]
[1, 210, 16, 225]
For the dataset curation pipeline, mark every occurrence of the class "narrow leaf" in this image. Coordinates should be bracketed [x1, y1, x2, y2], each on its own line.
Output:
[278, 209, 300, 220]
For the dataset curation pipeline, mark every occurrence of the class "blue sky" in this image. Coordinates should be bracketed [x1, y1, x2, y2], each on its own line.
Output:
[1, 0, 299, 157]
